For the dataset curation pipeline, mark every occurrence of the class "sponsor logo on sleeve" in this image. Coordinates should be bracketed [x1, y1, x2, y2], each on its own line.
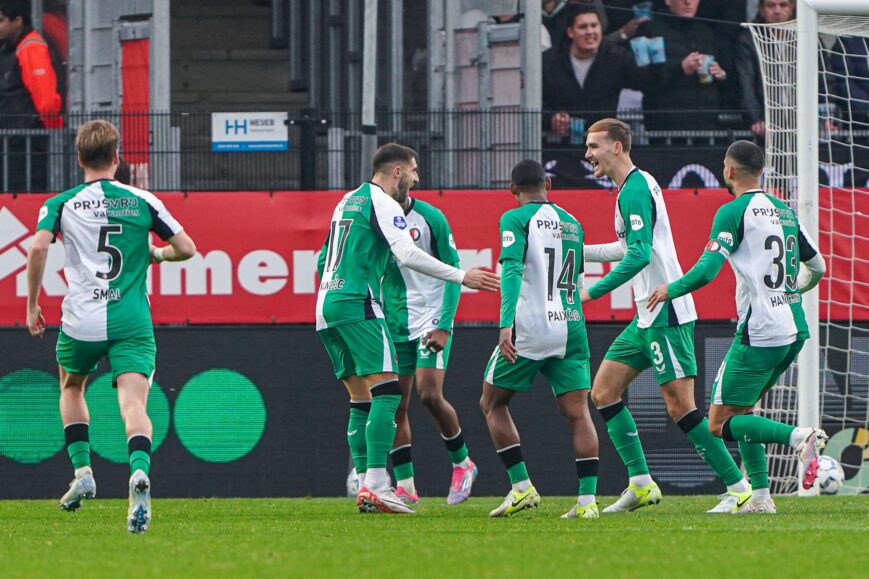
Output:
[37, 206, 48, 223]
[393, 216, 407, 230]
[502, 231, 515, 247]
[717, 231, 733, 246]
[629, 215, 644, 230]
[448, 233, 456, 249]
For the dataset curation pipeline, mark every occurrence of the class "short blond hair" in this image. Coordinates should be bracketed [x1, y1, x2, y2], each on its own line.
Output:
[587, 118, 632, 153]
[76, 120, 119, 170]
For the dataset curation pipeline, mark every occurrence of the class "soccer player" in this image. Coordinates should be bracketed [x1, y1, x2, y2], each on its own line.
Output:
[25, 120, 196, 533]
[647, 140, 828, 513]
[316, 143, 498, 514]
[581, 118, 753, 513]
[481, 159, 600, 519]
[381, 195, 478, 505]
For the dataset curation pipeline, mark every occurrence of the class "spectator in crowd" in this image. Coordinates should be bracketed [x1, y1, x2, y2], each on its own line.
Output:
[735, 0, 795, 139]
[638, 0, 728, 131]
[829, 37, 869, 126]
[604, 1, 653, 48]
[543, 5, 661, 139]
[0, 0, 62, 192]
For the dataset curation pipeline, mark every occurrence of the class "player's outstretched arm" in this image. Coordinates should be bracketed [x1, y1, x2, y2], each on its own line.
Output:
[151, 231, 196, 263]
[584, 241, 625, 263]
[25, 230, 53, 337]
[647, 249, 726, 311]
[581, 240, 651, 303]
[390, 235, 498, 291]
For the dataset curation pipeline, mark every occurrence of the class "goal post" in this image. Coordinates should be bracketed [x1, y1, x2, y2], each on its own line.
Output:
[747, 0, 869, 495]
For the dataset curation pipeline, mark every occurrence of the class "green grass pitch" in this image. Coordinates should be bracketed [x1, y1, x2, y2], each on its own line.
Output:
[1, 496, 866, 578]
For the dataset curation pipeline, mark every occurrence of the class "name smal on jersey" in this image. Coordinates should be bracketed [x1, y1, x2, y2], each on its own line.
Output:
[536, 219, 580, 242]
[769, 292, 801, 308]
[548, 308, 582, 322]
[92, 288, 121, 301]
[74, 198, 141, 218]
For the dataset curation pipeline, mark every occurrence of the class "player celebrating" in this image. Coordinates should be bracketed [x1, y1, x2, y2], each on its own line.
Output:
[581, 119, 753, 513]
[381, 195, 478, 505]
[25, 120, 196, 533]
[316, 143, 498, 514]
[481, 159, 600, 519]
[647, 140, 827, 513]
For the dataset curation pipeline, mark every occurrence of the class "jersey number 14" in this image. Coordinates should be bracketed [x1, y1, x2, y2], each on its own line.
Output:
[544, 247, 578, 304]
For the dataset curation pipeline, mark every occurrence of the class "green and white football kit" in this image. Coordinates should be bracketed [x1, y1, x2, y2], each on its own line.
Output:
[37, 179, 183, 381]
[668, 190, 821, 406]
[586, 168, 697, 383]
[316, 183, 465, 380]
[587, 168, 748, 510]
[667, 189, 826, 496]
[485, 201, 591, 396]
[381, 198, 461, 375]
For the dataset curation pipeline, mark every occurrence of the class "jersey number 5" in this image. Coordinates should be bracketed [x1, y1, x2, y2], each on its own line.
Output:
[544, 248, 578, 304]
[96, 225, 123, 281]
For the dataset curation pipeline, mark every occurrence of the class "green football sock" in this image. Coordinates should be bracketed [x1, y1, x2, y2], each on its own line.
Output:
[348, 402, 370, 476]
[576, 458, 599, 495]
[390, 445, 414, 481]
[679, 411, 744, 486]
[64, 423, 91, 470]
[366, 382, 401, 470]
[599, 402, 650, 477]
[443, 430, 470, 465]
[739, 440, 770, 490]
[726, 415, 795, 446]
[498, 444, 530, 484]
[128, 435, 151, 476]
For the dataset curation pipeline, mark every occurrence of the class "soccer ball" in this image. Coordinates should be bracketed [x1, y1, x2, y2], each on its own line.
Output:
[817, 456, 845, 495]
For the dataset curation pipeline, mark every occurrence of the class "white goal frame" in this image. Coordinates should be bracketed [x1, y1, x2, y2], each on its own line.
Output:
[795, 0, 869, 495]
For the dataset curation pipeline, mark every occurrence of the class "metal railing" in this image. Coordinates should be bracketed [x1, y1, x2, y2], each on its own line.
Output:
[3, 109, 865, 193]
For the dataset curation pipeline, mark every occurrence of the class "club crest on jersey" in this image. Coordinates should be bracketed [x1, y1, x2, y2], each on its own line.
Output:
[629, 215, 644, 230]
[410, 227, 421, 241]
[394, 216, 407, 229]
[502, 231, 515, 247]
[717, 231, 733, 246]
[705, 240, 722, 253]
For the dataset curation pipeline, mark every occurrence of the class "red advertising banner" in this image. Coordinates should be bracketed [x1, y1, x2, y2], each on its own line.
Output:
[0, 188, 863, 325]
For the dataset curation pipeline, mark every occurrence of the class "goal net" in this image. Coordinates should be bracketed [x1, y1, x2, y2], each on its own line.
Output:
[746, 3, 869, 495]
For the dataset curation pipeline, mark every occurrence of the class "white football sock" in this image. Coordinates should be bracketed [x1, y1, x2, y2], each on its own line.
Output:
[512, 479, 531, 492]
[365, 468, 389, 492]
[629, 474, 653, 487]
[727, 478, 751, 493]
[789, 427, 811, 449]
[74, 466, 92, 478]
[753, 488, 771, 500]
[397, 477, 416, 495]
[577, 494, 596, 506]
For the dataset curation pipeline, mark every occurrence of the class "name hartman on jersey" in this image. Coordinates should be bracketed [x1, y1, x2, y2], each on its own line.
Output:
[548, 308, 582, 322]
[339, 196, 369, 213]
[536, 219, 580, 242]
[73, 198, 141, 218]
[92, 288, 121, 301]
[769, 292, 801, 308]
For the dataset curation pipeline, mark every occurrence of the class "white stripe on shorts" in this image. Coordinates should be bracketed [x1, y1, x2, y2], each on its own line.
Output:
[665, 337, 685, 379]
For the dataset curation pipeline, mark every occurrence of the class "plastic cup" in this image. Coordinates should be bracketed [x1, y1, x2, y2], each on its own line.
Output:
[630, 37, 651, 67]
[699, 54, 715, 84]
[648, 37, 666, 64]
[569, 117, 586, 146]
[633, 1, 653, 19]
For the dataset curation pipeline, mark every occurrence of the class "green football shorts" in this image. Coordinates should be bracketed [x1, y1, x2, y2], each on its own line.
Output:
[56, 330, 156, 384]
[394, 334, 453, 376]
[604, 319, 697, 385]
[483, 347, 591, 397]
[318, 318, 398, 380]
[711, 340, 804, 407]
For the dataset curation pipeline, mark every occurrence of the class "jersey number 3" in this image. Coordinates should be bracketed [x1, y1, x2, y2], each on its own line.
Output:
[96, 225, 123, 281]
